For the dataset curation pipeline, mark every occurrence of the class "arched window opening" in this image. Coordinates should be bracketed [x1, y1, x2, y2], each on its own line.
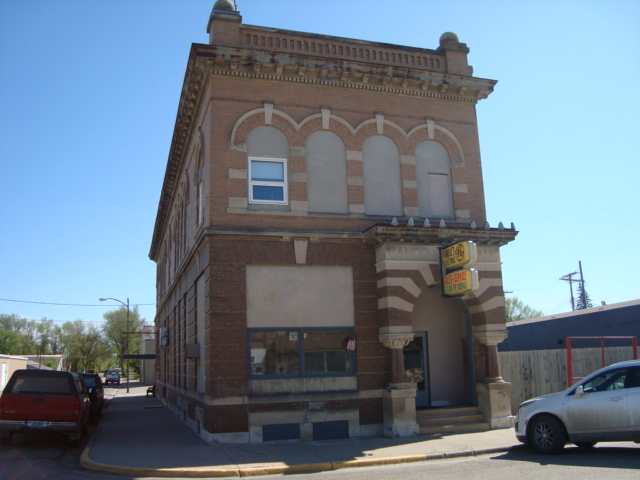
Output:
[362, 136, 403, 216]
[247, 126, 290, 205]
[306, 131, 348, 214]
[416, 141, 454, 219]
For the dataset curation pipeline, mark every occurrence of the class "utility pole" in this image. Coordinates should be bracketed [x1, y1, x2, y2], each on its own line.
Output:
[560, 271, 580, 311]
[579, 261, 587, 309]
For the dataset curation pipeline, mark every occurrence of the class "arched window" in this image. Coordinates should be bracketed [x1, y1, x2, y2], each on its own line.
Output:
[306, 131, 348, 214]
[247, 126, 289, 205]
[416, 141, 454, 218]
[362, 136, 403, 216]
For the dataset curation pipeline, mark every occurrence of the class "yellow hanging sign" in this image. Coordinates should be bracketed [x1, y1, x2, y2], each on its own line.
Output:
[441, 241, 477, 270]
[443, 268, 479, 296]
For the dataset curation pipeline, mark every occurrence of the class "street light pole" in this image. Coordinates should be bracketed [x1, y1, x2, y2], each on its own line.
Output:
[100, 297, 131, 393]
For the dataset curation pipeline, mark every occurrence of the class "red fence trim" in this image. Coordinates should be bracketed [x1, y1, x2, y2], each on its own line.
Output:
[566, 336, 638, 386]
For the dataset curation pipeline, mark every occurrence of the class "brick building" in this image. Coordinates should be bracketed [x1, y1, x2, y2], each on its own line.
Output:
[149, 0, 517, 443]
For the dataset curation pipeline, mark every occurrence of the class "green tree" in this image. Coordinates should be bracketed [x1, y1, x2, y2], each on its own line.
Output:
[59, 321, 87, 372]
[102, 306, 145, 376]
[0, 314, 38, 354]
[76, 323, 107, 372]
[505, 297, 544, 322]
[575, 282, 594, 310]
[35, 318, 60, 355]
[58, 320, 109, 372]
[0, 327, 21, 355]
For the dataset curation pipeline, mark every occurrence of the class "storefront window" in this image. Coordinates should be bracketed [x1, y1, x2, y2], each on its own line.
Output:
[249, 330, 299, 376]
[304, 330, 353, 374]
[249, 328, 354, 378]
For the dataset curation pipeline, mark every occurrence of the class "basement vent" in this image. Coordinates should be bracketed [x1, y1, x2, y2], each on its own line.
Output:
[313, 420, 349, 441]
[262, 423, 301, 442]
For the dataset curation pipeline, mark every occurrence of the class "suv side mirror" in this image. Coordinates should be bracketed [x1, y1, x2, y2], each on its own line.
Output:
[575, 385, 584, 398]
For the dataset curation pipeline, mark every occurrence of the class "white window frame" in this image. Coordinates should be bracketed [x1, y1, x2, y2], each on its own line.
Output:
[248, 156, 288, 205]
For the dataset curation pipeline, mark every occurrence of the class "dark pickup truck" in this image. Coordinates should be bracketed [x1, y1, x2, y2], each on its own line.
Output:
[0, 369, 91, 446]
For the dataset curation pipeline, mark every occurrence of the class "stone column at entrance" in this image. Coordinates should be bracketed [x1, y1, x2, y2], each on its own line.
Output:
[379, 333, 414, 388]
[474, 330, 507, 382]
[379, 331, 419, 437]
[474, 330, 513, 429]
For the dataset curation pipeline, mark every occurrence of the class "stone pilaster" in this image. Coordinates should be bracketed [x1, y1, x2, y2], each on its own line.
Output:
[378, 330, 418, 437]
[473, 329, 513, 428]
[473, 330, 507, 382]
[379, 332, 414, 388]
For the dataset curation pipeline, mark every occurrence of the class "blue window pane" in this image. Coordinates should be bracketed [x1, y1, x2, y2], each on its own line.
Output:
[253, 185, 284, 201]
[251, 161, 284, 181]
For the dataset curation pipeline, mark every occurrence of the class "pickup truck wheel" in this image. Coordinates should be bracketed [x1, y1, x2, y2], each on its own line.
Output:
[0, 432, 13, 446]
[529, 415, 567, 454]
[68, 429, 82, 447]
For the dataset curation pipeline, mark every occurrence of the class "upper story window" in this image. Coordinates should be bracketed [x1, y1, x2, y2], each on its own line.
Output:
[196, 164, 205, 224]
[306, 131, 348, 214]
[415, 140, 454, 219]
[362, 136, 403, 216]
[194, 131, 205, 226]
[247, 126, 290, 206]
[249, 157, 288, 204]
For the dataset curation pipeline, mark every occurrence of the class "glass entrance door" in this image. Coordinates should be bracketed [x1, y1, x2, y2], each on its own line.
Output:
[403, 332, 430, 408]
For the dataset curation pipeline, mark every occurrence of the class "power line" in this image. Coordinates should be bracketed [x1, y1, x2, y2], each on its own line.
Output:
[0, 298, 155, 307]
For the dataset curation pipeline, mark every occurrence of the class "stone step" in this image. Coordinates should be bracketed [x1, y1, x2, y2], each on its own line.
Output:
[417, 412, 485, 427]
[416, 406, 479, 418]
[419, 421, 491, 436]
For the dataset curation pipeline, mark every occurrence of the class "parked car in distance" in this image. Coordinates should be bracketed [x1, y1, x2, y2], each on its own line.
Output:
[0, 369, 91, 446]
[105, 370, 121, 386]
[76, 373, 104, 421]
[515, 359, 640, 453]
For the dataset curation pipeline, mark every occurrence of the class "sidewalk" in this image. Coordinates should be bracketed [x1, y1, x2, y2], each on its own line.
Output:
[81, 383, 520, 477]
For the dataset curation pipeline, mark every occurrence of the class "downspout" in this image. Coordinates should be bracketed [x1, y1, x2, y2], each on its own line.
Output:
[457, 298, 477, 406]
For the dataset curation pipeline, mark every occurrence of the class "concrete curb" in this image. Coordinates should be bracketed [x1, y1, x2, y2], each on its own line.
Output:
[82, 442, 514, 478]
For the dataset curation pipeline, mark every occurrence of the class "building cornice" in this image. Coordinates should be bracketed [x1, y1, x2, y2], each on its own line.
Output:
[197, 44, 495, 102]
[363, 223, 518, 247]
[149, 40, 497, 260]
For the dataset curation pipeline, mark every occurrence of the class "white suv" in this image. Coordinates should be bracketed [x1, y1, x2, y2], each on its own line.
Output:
[515, 360, 640, 453]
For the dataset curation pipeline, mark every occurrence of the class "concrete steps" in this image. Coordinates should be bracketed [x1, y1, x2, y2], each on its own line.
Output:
[416, 406, 490, 436]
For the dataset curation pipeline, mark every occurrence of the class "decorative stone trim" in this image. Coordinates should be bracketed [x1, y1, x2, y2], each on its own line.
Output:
[473, 331, 508, 346]
[379, 333, 414, 349]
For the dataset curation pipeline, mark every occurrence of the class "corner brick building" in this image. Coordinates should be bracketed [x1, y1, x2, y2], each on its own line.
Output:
[149, 0, 517, 443]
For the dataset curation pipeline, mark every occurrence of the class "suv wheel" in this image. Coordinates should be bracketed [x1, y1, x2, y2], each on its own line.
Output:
[575, 442, 596, 449]
[529, 415, 567, 454]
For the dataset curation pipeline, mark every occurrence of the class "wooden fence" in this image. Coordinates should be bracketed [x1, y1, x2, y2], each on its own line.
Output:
[499, 346, 636, 414]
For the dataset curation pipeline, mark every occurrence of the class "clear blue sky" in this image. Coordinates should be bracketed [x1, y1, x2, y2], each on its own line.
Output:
[1, 0, 639, 327]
